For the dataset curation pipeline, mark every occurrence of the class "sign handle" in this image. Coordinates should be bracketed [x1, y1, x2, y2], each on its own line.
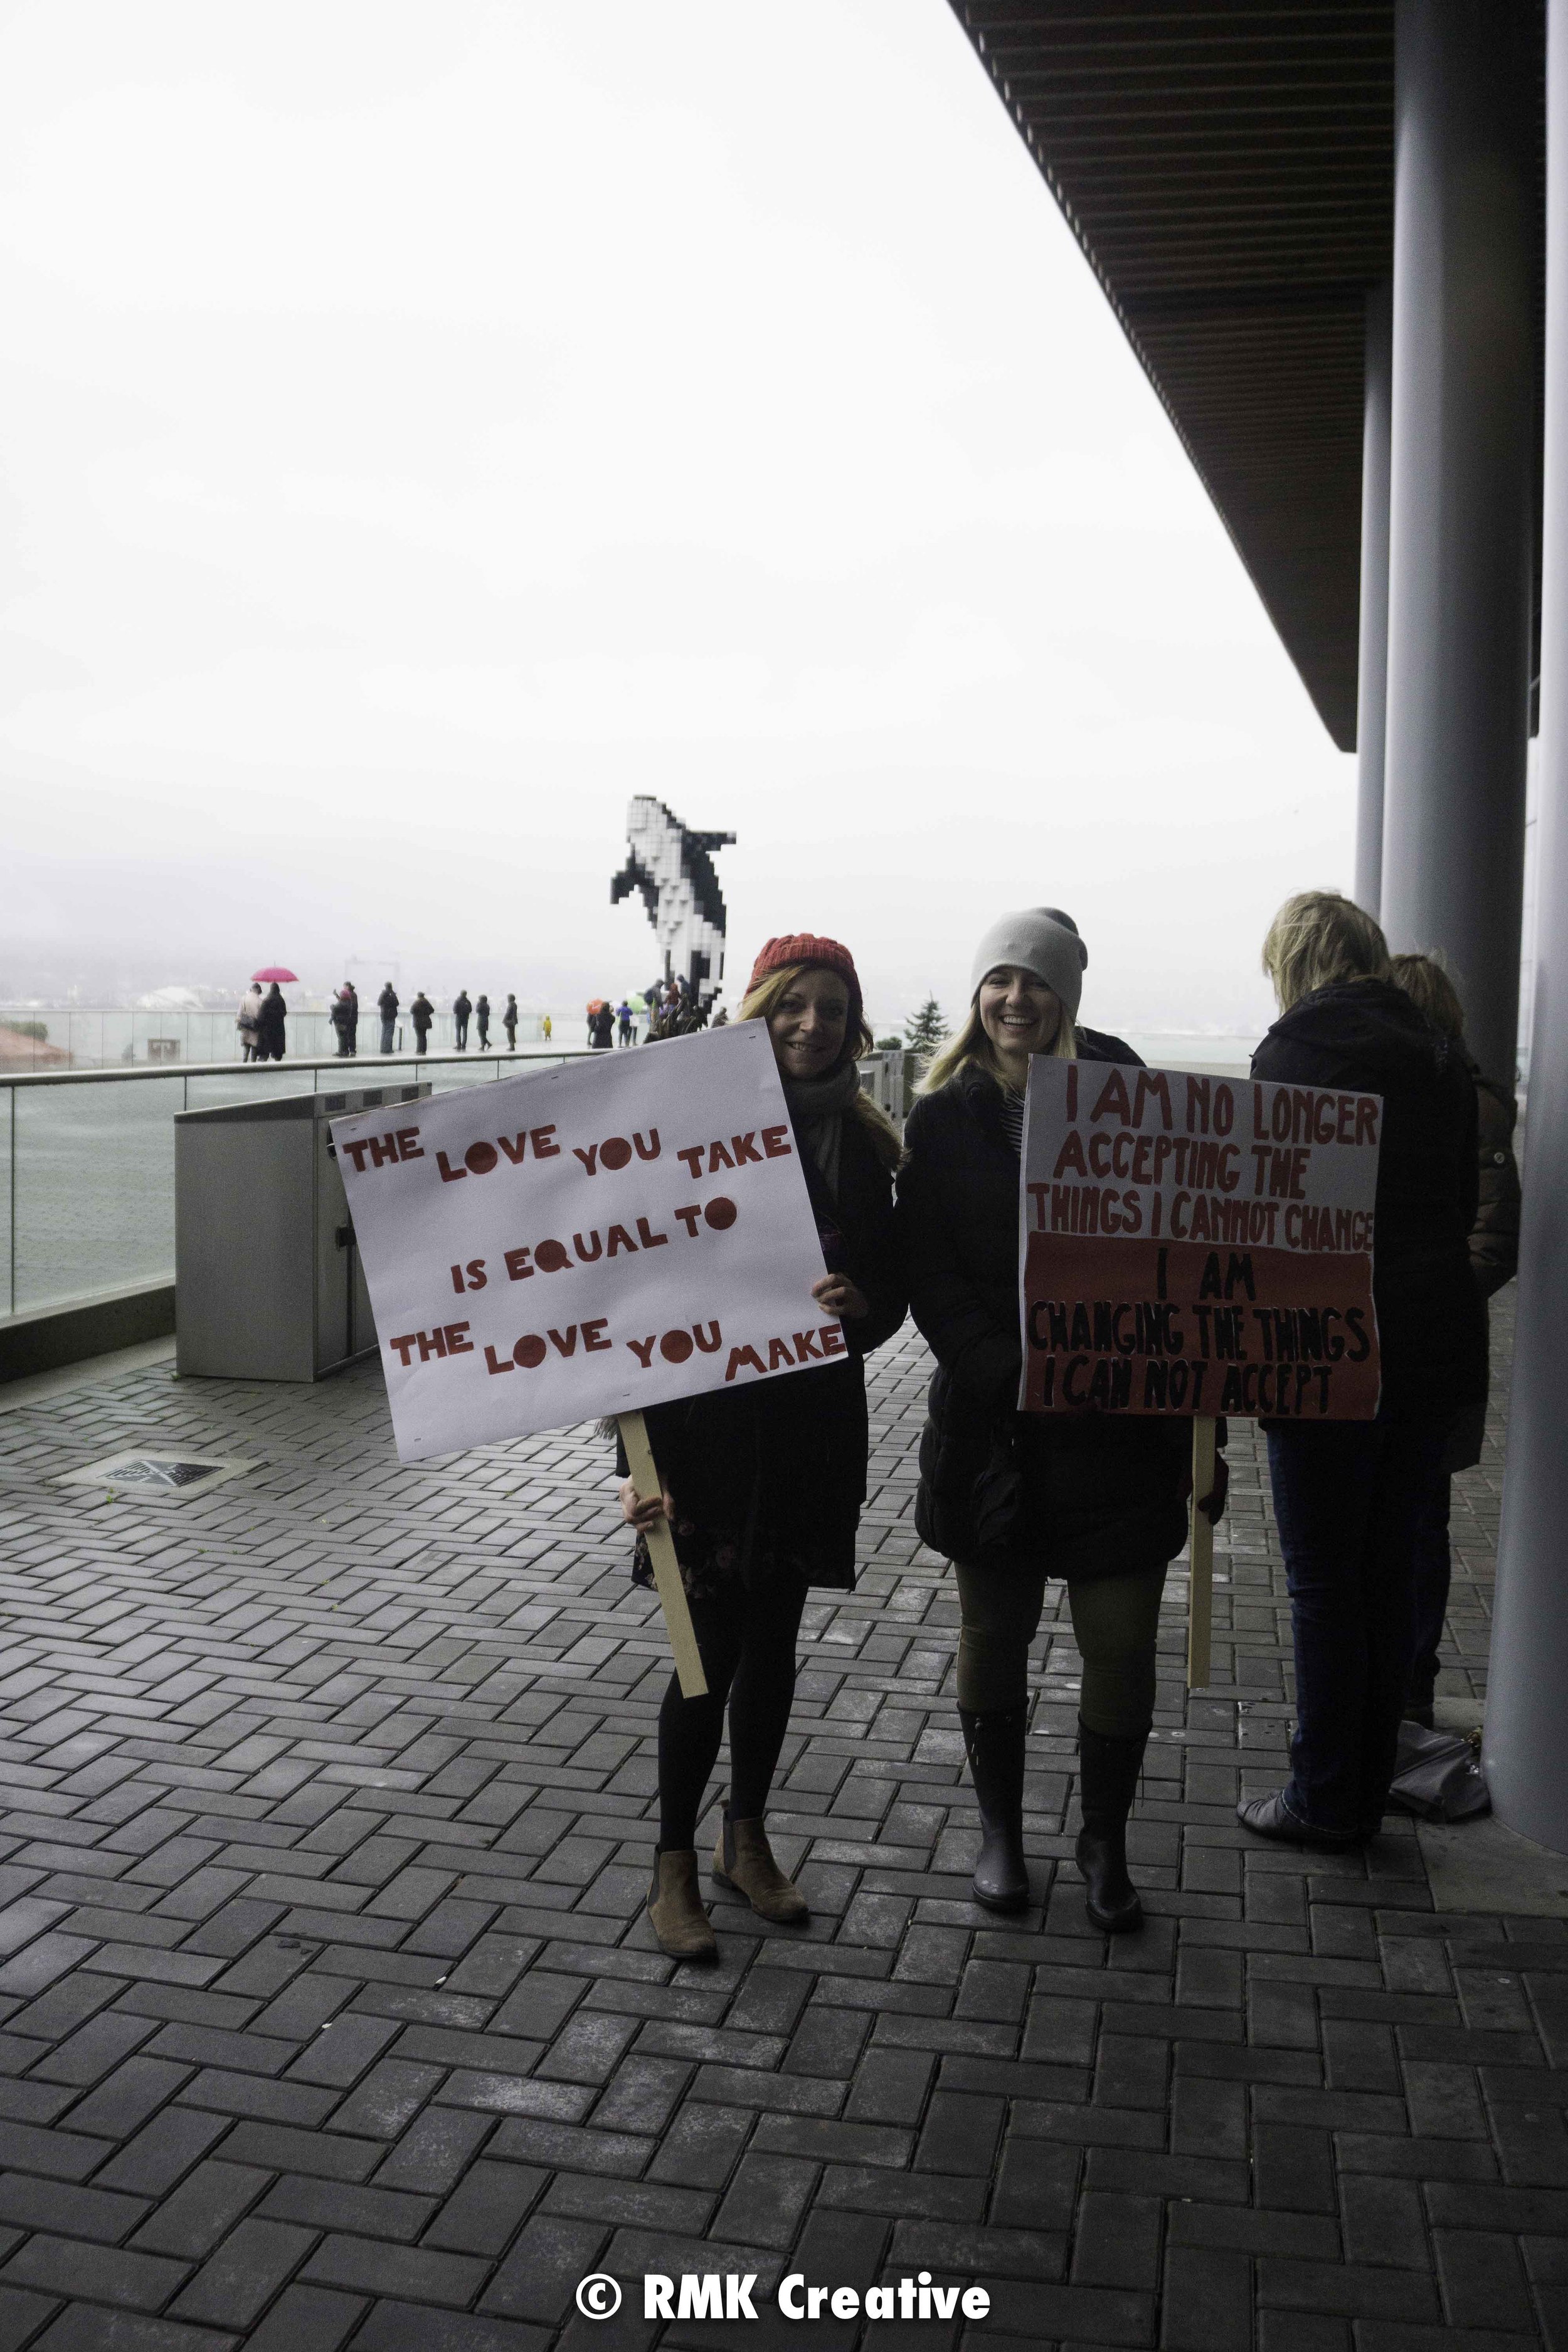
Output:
[617, 1411, 708, 1699]
[1187, 1414, 1217, 1692]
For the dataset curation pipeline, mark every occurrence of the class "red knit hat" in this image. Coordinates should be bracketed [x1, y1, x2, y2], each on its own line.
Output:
[747, 933, 861, 1007]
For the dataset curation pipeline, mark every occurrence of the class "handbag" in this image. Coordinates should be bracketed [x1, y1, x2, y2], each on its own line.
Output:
[1387, 1720, 1490, 1821]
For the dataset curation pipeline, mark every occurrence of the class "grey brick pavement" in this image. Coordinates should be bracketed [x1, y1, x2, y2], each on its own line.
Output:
[0, 1297, 1552, 2351]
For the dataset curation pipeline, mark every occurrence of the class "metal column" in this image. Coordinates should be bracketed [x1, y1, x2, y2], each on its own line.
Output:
[1487, 0, 1568, 1857]
[1354, 281, 1392, 917]
[1381, 0, 1534, 1086]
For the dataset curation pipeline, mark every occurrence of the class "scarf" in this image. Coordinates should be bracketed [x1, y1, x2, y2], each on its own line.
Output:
[783, 1059, 861, 1200]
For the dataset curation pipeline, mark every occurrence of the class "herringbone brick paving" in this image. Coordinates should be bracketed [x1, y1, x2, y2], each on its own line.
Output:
[0, 1295, 1549, 2351]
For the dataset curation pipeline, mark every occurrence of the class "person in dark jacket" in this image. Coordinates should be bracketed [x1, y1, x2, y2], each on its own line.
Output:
[1389, 951, 1520, 1727]
[620, 933, 904, 1960]
[475, 993, 491, 1051]
[898, 908, 1224, 1932]
[410, 992, 433, 1055]
[329, 985, 354, 1057]
[587, 1000, 615, 1049]
[255, 983, 286, 1061]
[453, 991, 471, 1051]
[502, 993, 518, 1052]
[377, 983, 398, 1056]
[1239, 895, 1485, 1848]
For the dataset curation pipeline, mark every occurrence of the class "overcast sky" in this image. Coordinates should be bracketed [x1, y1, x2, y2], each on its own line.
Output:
[1, 0, 1352, 1033]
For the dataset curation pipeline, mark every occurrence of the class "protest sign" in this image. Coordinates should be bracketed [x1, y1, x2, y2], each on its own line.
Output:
[332, 1021, 840, 1465]
[1018, 1059, 1382, 1688]
[1018, 1061, 1382, 1424]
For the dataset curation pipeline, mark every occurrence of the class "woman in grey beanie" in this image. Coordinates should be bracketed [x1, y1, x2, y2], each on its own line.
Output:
[898, 909, 1226, 1931]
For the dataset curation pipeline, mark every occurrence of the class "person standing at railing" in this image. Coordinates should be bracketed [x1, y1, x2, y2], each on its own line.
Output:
[330, 987, 354, 1058]
[475, 993, 492, 1051]
[502, 993, 518, 1051]
[256, 983, 286, 1061]
[410, 992, 433, 1055]
[236, 984, 263, 1062]
[453, 990, 472, 1051]
[541, 1012, 553, 1042]
[378, 982, 398, 1055]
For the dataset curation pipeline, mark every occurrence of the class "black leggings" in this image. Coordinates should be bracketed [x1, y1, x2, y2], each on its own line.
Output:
[657, 1576, 808, 1849]
[953, 1558, 1167, 1736]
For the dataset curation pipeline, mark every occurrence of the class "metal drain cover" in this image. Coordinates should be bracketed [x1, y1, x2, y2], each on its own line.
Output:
[58, 1449, 255, 1502]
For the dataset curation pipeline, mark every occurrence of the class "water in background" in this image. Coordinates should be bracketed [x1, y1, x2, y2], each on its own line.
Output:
[1119, 1031, 1258, 1072]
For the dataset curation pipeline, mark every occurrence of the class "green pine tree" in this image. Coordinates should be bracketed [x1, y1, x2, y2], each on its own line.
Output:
[903, 995, 950, 1056]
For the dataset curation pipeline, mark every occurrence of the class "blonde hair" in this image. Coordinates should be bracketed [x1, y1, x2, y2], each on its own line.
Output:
[739, 960, 902, 1169]
[1389, 950, 1465, 1041]
[923, 989, 1078, 1098]
[1262, 890, 1390, 1012]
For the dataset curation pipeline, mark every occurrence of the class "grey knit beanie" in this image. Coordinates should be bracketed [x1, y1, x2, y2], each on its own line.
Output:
[969, 906, 1088, 1019]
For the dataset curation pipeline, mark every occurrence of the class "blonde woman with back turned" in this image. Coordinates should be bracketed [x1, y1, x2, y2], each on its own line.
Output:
[1239, 893, 1485, 1848]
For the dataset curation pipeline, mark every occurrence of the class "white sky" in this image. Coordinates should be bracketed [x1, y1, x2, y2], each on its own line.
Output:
[1, 0, 1352, 1034]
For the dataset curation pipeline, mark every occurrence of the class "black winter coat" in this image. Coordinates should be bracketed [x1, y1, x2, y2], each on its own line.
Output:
[635, 1108, 904, 1590]
[1470, 1066, 1520, 1300]
[1251, 980, 1485, 1416]
[899, 1039, 1190, 1579]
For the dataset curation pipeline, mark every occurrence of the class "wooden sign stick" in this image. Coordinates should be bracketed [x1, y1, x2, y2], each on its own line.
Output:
[1187, 1414, 1217, 1692]
[618, 1410, 707, 1700]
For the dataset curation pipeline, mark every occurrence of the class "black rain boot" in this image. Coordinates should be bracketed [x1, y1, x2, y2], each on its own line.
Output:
[957, 1705, 1030, 1912]
[1075, 1720, 1148, 1934]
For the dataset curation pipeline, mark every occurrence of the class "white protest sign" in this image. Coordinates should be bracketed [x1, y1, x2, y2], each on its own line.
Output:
[332, 1022, 841, 1461]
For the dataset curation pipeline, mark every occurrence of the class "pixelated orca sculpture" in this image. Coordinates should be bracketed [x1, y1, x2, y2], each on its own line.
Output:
[610, 797, 735, 1007]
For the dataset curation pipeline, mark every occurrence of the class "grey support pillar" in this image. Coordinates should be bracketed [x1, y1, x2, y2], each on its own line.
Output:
[1487, 0, 1568, 1856]
[1354, 280, 1392, 917]
[1381, 0, 1534, 1085]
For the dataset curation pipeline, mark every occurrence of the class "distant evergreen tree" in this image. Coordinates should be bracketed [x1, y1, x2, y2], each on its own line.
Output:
[904, 996, 950, 1056]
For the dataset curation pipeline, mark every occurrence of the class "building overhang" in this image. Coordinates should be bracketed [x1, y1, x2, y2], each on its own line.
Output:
[948, 1, 1544, 752]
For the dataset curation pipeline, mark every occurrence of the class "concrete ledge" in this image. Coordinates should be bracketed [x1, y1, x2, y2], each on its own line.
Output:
[1417, 1813, 1568, 1915]
[0, 1281, 176, 1384]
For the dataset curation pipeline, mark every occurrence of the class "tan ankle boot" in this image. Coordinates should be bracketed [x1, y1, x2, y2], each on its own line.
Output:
[647, 1848, 718, 1961]
[711, 1806, 808, 1923]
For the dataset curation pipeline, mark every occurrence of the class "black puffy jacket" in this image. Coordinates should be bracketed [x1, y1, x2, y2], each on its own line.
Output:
[1251, 980, 1486, 1415]
[633, 1107, 905, 1591]
[898, 1039, 1190, 1579]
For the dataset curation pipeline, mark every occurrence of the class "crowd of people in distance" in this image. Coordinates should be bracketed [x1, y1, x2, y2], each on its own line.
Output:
[618, 896, 1518, 1963]
[236, 982, 531, 1061]
[585, 975, 719, 1050]
[238, 972, 729, 1064]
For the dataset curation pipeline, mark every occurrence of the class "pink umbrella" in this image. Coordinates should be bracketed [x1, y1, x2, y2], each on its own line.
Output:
[252, 966, 299, 983]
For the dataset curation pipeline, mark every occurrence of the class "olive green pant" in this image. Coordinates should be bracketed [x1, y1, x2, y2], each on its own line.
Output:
[953, 1559, 1167, 1736]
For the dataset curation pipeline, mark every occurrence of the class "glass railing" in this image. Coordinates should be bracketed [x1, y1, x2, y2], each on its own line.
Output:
[0, 1052, 586, 1320]
[0, 1007, 577, 1070]
[0, 1048, 908, 1324]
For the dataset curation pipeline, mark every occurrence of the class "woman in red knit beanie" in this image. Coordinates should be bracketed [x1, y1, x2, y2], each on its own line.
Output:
[621, 936, 906, 1959]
